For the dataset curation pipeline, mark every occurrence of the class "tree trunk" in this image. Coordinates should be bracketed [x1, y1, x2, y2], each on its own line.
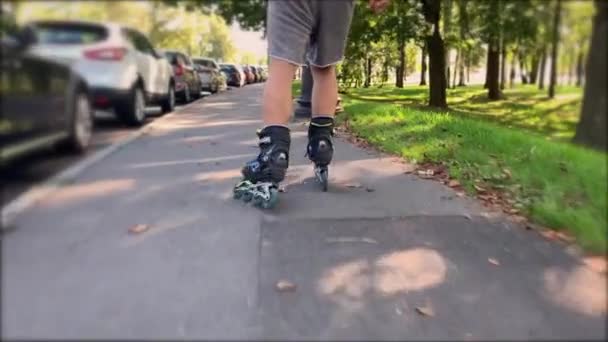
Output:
[466, 51, 470, 83]
[364, 57, 372, 88]
[529, 53, 540, 84]
[500, 42, 507, 90]
[420, 43, 428, 86]
[484, 48, 490, 89]
[568, 54, 575, 85]
[488, 43, 501, 100]
[427, 25, 447, 107]
[549, 0, 562, 98]
[573, 0, 607, 150]
[576, 51, 584, 87]
[539, 46, 547, 89]
[509, 53, 516, 88]
[519, 52, 528, 84]
[452, 49, 459, 88]
[446, 53, 451, 90]
[396, 37, 405, 88]
[458, 48, 466, 86]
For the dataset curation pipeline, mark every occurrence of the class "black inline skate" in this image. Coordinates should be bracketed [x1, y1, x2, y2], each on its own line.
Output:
[233, 125, 290, 209]
[306, 116, 334, 192]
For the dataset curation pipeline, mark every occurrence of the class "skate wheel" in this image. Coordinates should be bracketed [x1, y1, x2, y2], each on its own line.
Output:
[242, 191, 253, 202]
[260, 188, 279, 209]
[233, 189, 243, 199]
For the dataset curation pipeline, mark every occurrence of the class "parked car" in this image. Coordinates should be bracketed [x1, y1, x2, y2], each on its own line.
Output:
[1, 22, 94, 164]
[192, 57, 227, 93]
[163, 50, 202, 103]
[241, 65, 255, 84]
[247, 65, 260, 83]
[219, 63, 245, 87]
[255, 66, 267, 82]
[25, 20, 175, 126]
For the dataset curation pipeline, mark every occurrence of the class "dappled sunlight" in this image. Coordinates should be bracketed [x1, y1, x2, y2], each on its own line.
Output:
[202, 101, 238, 108]
[543, 265, 607, 317]
[318, 248, 447, 302]
[148, 118, 260, 131]
[374, 249, 447, 295]
[38, 179, 135, 208]
[195, 168, 241, 182]
[127, 154, 251, 169]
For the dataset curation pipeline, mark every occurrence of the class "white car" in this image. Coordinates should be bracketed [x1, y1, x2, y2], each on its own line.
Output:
[25, 20, 176, 126]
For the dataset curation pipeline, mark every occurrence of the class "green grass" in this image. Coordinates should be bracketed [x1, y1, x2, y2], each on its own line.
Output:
[338, 90, 606, 253]
[292, 80, 606, 252]
[345, 84, 583, 141]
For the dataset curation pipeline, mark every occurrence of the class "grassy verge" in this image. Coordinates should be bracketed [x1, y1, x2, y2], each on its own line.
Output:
[338, 93, 606, 253]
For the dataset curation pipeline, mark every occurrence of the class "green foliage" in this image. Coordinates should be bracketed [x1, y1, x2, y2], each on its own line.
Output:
[239, 51, 257, 65]
[15, 1, 237, 62]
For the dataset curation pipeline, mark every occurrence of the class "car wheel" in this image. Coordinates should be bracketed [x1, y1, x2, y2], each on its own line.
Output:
[160, 83, 175, 114]
[183, 84, 191, 103]
[118, 84, 146, 126]
[60, 90, 93, 153]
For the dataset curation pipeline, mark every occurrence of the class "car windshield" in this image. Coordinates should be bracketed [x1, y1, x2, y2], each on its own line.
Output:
[32, 23, 108, 44]
[220, 65, 235, 72]
[193, 59, 216, 69]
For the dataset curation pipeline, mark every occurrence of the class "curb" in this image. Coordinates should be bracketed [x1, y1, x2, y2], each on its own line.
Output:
[1, 99, 202, 229]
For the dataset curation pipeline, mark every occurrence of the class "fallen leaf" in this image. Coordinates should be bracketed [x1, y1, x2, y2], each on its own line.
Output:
[502, 168, 512, 179]
[456, 192, 466, 198]
[415, 305, 434, 317]
[507, 208, 520, 214]
[395, 306, 403, 315]
[365, 187, 376, 192]
[275, 280, 296, 292]
[488, 258, 500, 266]
[417, 169, 435, 177]
[474, 184, 487, 193]
[448, 180, 461, 188]
[278, 186, 286, 193]
[128, 224, 149, 235]
[346, 182, 362, 188]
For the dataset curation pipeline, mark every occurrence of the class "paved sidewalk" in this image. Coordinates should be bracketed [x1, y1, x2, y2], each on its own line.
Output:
[2, 84, 605, 340]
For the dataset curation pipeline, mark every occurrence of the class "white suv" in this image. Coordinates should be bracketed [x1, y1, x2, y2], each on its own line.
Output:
[25, 20, 176, 126]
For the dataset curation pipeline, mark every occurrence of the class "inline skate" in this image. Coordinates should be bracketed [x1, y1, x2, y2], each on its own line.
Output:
[306, 117, 334, 192]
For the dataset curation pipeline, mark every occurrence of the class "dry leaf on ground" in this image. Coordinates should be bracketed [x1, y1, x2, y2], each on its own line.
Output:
[128, 224, 149, 235]
[474, 184, 487, 193]
[488, 258, 500, 266]
[415, 304, 434, 317]
[502, 168, 512, 179]
[448, 180, 461, 188]
[275, 280, 296, 292]
[346, 182, 362, 188]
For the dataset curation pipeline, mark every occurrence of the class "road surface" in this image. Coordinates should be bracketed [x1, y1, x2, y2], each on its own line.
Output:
[2, 84, 605, 340]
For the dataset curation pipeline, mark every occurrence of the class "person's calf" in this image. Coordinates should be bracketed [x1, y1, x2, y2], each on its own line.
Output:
[310, 65, 338, 118]
[262, 58, 298, 126]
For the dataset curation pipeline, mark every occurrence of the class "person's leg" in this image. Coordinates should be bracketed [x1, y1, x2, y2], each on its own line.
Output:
[239, 0, 313, 192]
[262, 58, 298, 126]
[310, 65, 338, 119]
[306, 0, 355, 170]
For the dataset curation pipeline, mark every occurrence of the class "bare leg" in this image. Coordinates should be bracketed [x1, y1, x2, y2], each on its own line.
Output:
[262, 58, 298, 126]
[310, 65, 338, 117]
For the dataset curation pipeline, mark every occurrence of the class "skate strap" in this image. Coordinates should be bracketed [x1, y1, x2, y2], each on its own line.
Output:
[310, 121, 333, 128]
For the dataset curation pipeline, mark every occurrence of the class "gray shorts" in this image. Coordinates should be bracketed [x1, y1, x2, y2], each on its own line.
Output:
[267, 0, 355, 67]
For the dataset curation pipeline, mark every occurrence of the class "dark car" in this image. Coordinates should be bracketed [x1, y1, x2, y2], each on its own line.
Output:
[241, 65, 255, 84]
[1, 22, 94, 164]
[247, 65, 260, 83]
[219, 63, 245, 87]
[163, 50, 202, 103]
[192, 57, 227, 93]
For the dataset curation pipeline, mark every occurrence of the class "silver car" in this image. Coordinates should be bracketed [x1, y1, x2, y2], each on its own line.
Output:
[25, 20, 176, 126]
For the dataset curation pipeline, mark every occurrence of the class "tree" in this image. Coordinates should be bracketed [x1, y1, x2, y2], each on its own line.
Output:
[205, 14, 237, 62]
[548, 0, 562, 98]
[421, 0, 447, 108]
[573, 0, 606, 150]
[419, 42, 428, 86]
